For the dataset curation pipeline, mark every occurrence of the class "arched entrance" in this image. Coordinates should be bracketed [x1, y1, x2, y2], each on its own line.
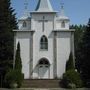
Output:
[38, 58, 50, 79]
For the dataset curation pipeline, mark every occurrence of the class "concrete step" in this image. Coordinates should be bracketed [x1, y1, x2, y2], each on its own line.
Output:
[21, 79, 61, 88]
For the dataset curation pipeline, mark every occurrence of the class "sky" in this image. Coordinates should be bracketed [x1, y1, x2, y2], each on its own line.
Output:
[11, 0, 90, 25]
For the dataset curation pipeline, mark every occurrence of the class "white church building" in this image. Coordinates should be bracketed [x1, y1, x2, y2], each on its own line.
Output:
[13, 0, 75, 79]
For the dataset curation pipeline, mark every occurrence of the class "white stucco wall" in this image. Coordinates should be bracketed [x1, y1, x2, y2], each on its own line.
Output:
[18, 20, 31, 30]
[56, 20, 70, 30]
[15, 32, 31, 79]
[14, 11, 73, 79]
[56, 32, 71, 78]
[31, 13, 55, 79]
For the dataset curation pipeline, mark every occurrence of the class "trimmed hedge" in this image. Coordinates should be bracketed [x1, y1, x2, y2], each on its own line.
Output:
[5, 69, 24, 88]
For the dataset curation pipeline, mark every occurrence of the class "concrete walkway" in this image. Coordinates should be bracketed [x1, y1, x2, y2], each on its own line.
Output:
[0, 88, 89, 90]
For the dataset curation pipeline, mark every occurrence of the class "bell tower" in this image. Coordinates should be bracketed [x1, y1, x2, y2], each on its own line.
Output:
[56, 3, 70, 30]
[18, 0, 31, 30]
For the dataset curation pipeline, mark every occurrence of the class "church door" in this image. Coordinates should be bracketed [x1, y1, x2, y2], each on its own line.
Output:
[38, 59, 50, 79]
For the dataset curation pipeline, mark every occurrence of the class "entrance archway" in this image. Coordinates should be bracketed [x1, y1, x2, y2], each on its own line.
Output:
[38, 58, 50, 79]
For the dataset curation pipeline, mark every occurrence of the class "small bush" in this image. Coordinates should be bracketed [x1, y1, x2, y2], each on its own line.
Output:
[5, 69, 24, 88]
[61, 69, 82, 88]
[68, 83, 76, 88]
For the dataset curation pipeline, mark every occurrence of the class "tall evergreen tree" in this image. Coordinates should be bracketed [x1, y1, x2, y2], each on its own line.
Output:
[15, 42, 22, 72]
[70, 24, 85, 56]
[76, 19, 90, 87]
[5, 42, 23, 88]
[66, 52, 74, 71]
[0, 0, 17, 86]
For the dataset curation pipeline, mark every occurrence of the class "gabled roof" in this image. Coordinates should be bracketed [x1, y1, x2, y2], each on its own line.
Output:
[35, 0, 54, 12]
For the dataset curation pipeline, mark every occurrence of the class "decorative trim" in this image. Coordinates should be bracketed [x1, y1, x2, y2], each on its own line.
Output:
[30, 11, 57, 14]
[53, 29, 75, 32]
[13, 30, 35, 32]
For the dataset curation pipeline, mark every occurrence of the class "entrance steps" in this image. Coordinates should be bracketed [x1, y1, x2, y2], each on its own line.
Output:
[21, 79, 61, 88]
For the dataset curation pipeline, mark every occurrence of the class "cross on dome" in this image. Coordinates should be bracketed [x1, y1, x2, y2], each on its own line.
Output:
[60, 2, 65, 16]
[19, 0, 30, 20]
[24, 0, 28, 10]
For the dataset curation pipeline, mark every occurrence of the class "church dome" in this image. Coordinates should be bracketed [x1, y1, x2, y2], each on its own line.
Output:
[57, 15, 69, 21]
[19, 15, 31, 20]
[18, 11, 31, 30]
[19, 11, 31, 20]
[57, 5, 70, 21]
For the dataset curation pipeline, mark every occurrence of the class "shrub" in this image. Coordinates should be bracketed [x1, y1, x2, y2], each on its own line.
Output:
[61, 69, 82, 88]
[5, 69, 24, 88]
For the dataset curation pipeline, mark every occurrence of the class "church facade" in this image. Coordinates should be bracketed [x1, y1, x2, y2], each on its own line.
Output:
[13, 0, 75, 79]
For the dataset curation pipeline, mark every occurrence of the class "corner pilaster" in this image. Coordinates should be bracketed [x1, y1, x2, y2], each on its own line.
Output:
[53, 32, 57, 78]
[30, 32, 34, 78]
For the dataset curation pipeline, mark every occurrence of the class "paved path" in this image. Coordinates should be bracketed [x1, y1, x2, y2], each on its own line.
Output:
[0, 88, 89, 90]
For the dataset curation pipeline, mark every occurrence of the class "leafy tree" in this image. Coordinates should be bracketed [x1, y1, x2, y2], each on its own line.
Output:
[0, 0, 17, 87]
[66, 52, 74, 71]
[76, 19, 90, 87]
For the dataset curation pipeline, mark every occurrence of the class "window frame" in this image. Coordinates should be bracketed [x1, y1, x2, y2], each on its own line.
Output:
[40, 35, 48, 51]
[61, 21, 65, 28]
[23, 21, 27, 27]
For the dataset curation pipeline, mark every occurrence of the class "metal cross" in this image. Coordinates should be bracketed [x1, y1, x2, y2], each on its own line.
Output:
[60, 2, 64, 9]
[60, 2, 64, 16]
[39, 16, 48, 32]
[24, 0, 28, 10]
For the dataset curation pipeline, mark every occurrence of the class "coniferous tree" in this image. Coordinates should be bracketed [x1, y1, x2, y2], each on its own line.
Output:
[14, 42, 23, 87]
[66, 52, 74, 71]
[70, 25, 86, 73]
[15, 42, 22, 72]
[70, 24, 85, 56]
[5, 42, 23, 88]
[0, 0, 17, 66]
[76, 19, 90, 87]
[0, 0, 17, 86]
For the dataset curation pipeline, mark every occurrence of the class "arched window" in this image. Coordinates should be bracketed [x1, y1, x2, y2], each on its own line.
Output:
[23, 21, 27, 27]
[39, 58, 50, 66]
[40, 35, 48, 50]
[61, 21, 65, 28]
[39, 59, 50, 65]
